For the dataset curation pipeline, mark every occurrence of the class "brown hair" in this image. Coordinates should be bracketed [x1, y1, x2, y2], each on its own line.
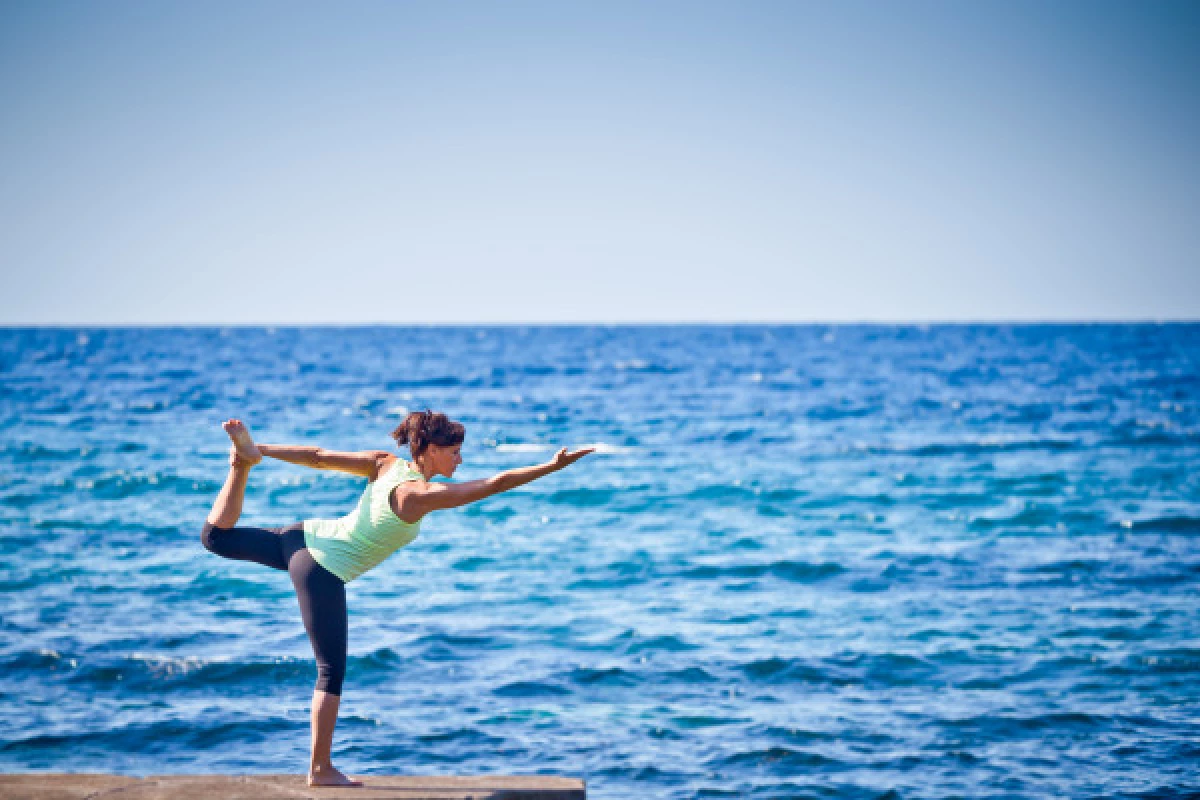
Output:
[390, 409, 465, 460]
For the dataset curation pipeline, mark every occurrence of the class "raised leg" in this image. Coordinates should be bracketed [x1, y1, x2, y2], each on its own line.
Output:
[206, 448, 252, 529]
[205, 418, 263, 528]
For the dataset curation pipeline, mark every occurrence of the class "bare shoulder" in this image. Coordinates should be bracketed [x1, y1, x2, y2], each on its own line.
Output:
[388, 470, 431, 524]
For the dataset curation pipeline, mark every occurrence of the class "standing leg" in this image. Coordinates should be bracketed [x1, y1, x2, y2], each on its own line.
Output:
[281, 527, 360, 788]
[311, 690, 351, 785]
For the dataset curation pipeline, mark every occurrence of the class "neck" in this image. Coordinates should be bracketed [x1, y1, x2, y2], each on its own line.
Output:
[413, 458, 436, 481]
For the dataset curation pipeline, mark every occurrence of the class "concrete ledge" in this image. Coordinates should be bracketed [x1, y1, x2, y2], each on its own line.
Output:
[0, 773, 586, 800]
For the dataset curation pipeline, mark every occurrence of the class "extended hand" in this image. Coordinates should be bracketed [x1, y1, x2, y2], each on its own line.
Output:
[550, 446, 596, 470]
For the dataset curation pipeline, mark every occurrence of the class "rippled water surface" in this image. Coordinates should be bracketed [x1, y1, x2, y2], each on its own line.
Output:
[1, 324, 1198, 799]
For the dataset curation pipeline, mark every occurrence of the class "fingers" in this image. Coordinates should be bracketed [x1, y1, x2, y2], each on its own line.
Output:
[550, 446, 595, 467]
[557, 447, 594, 465]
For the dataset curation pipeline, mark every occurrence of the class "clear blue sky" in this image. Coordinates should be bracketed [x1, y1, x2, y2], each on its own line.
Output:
[1, 0, 1197, 324]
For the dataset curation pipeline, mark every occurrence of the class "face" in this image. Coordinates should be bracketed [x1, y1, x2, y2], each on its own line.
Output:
[422, 442, 463, 478]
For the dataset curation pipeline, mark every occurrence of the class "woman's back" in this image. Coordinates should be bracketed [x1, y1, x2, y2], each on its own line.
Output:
[302, 459, 424, 582]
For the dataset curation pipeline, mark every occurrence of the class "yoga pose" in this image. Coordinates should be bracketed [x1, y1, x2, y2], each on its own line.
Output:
[201, 410, 594, 787]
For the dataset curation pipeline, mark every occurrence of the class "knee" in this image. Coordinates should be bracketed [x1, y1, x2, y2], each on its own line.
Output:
[200, 521, 226, 555]
[315, 663, 344, 696]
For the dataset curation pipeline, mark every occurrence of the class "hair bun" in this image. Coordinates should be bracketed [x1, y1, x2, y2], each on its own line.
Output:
[389, 409, 466, 459]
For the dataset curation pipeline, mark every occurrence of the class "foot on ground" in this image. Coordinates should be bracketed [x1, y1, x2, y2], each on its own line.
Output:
[222, 418, 262, 466]
[307, 764, 362, 787]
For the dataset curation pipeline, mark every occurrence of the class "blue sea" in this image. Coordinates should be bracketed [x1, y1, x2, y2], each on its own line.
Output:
[1, 324, 1198, 799]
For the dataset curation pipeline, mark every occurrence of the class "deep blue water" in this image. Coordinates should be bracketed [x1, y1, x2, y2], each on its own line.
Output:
[1, 324, 1198, 799]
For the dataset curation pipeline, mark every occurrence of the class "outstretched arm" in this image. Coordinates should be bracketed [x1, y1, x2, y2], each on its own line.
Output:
[410, 446, 596, 515]
[257, 444, 391, 479]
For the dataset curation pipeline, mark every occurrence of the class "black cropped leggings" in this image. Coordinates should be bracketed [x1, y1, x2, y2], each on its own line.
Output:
[200, 521, 347, 696]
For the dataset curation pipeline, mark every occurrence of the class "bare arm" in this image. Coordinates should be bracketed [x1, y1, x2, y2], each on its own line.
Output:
[409, 446, 595, 515]
[258, 444, 390, 479]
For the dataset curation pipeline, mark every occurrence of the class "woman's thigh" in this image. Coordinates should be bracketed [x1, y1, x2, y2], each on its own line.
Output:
[283, 529, 348, 695]
[201, 521, 296, 571]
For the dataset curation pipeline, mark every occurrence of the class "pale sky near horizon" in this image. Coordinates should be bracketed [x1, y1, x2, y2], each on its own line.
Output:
[1, 0, 1198, 325]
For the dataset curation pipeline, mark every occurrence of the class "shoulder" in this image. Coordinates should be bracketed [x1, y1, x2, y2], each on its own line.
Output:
[388, 473, 429, 524]
[368, 451, 397, 482]
[387, 462, 428, 495]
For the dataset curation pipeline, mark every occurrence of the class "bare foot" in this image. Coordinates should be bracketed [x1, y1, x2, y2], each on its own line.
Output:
[307, 764, 362, 787]
[222, 418, 262, 466]
[228, 446, 253, 471]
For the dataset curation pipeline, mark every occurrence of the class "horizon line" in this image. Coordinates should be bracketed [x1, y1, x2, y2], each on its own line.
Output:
[3, 318, 1199, 329]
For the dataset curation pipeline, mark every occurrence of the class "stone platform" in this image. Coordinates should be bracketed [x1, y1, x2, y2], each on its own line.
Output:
[0, 773, 586, 799]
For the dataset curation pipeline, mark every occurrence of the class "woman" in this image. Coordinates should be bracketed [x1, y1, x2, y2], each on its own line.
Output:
[200, 410, 594, 787]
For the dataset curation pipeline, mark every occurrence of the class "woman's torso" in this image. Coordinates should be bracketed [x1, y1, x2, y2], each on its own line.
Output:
[301, 457, 425, 582]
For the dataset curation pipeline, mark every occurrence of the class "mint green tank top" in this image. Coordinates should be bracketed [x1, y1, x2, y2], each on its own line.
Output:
[302, 459, 424, 583]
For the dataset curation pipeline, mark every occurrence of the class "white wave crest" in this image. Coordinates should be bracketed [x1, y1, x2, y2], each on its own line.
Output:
[585, 442, 632, 454]
[496, 442, 627, 454]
